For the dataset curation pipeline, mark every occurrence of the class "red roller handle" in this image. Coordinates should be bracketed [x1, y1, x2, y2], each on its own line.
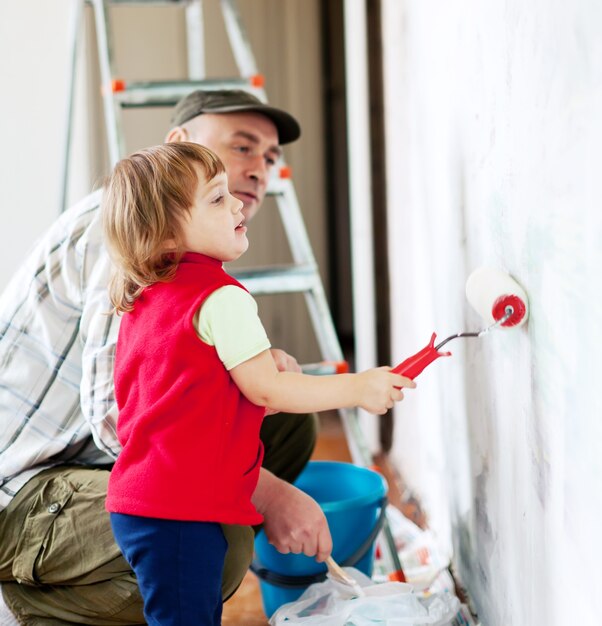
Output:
[392, 333, 451, 383]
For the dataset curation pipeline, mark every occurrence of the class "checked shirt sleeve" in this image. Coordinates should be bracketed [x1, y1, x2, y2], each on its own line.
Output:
[79, 209, 122, 459]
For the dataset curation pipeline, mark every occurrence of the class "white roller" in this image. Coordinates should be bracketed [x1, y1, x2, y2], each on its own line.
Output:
[465, 267, 529, 328]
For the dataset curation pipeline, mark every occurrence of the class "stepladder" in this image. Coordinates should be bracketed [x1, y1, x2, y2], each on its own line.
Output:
[62, 0, 406, 581]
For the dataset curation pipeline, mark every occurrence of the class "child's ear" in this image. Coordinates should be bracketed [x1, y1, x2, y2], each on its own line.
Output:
[165, 126, 188, 143]
[163, 238, 178, 251]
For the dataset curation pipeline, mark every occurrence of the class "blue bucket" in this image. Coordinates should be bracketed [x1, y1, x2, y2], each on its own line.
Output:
[252, 461, 387, 617]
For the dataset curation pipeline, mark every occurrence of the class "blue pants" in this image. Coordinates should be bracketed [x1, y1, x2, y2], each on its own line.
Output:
[110, 513, 227, 626]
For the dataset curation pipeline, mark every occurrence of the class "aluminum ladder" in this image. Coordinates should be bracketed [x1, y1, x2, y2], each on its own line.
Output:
[62, 0, 405, 581]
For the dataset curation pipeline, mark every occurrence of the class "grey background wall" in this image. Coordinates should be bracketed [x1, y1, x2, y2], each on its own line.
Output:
[0, 0, 327, 364]
[383, 1, 602, 624]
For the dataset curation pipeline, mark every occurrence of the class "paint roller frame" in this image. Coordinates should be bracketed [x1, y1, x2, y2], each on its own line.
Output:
[392, 268, 529, 381]
[433, 305, 515, 351]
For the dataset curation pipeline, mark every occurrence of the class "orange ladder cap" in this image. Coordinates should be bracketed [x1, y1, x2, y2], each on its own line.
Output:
[334, 360, 349, 374]
[250, 74, 265, 88]
[279, 165, 293, 179]
[111, 79, 126, 93]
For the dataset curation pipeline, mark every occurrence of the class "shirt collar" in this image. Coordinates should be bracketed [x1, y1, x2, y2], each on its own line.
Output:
[180, 252, 223, 269]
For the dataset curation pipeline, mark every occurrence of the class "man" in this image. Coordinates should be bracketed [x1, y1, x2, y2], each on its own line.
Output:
[0, 90, 331, 624]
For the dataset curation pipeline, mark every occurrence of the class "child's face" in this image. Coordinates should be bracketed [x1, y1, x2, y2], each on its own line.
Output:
[181, 170, 248, 262]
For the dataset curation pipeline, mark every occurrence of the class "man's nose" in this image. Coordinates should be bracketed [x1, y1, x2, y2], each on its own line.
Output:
[246, 154, 268, 183]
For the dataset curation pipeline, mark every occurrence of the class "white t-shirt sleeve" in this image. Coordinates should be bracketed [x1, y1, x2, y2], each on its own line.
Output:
[194, 285, 271, 370]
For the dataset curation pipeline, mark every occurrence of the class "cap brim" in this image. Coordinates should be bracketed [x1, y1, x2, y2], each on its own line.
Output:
[204, 103, 301, 145]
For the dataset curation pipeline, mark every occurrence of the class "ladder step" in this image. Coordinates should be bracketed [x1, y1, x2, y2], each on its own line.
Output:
[231, 264, 320, 296]
[113, 79, 260, 107]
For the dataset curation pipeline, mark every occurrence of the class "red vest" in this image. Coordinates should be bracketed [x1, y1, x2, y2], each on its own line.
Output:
[106, 252, 265, 524]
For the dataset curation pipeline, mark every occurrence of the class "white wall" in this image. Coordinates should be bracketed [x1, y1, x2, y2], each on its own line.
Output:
[383, 1, 602, 625]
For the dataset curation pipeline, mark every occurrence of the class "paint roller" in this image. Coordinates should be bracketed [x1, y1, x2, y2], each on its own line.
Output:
[392, 267, 529, 380]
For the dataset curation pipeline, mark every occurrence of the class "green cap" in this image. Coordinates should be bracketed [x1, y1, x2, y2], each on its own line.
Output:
[170, 89, 301, 144]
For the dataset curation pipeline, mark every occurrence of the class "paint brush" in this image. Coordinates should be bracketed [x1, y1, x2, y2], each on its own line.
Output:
[325, 556, 364, 596]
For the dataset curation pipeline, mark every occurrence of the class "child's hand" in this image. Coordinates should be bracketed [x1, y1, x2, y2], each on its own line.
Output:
[355, 367, 416, 414]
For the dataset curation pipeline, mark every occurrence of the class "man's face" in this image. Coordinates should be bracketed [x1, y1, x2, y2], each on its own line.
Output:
[179, 112, 281, 222]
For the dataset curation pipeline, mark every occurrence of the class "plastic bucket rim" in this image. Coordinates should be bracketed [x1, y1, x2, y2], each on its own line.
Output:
[294, 461, 388, 512]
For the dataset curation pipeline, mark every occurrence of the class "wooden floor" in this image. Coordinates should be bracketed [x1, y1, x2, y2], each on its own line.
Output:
[221, 411, 352, 626]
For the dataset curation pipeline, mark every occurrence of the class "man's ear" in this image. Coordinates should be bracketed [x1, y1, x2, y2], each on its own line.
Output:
[165, 126, 189, 143]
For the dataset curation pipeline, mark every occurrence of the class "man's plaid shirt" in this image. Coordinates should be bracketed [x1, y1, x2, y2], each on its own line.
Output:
[0, 190, 122, 511]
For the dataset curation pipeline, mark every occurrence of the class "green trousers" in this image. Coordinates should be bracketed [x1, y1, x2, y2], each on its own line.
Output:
[0, 413, 317, 625]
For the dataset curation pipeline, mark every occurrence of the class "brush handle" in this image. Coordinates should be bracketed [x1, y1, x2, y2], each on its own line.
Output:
[392, 333, 451, 382]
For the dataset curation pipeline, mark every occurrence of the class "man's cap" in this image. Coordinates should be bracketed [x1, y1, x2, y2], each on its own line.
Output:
[170, 89, 301, 145]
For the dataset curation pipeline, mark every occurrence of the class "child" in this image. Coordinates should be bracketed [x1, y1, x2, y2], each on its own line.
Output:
[102, 142, 414, 626]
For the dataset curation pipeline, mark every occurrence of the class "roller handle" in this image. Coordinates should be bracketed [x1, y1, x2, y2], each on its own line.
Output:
[392, 333, 451, 383]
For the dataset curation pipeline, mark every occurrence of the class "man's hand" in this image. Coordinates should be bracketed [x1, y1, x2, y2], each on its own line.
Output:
[264, 349, 302, 416]
[270, 348, 302, 373]
[253, 469, 332, 562]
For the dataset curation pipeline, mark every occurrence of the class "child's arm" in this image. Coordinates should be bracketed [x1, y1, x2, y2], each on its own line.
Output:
[230, 350, 416, 415]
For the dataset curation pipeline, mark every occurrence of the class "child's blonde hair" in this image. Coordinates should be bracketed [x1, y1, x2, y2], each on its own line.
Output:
[102, 142, 225, 313]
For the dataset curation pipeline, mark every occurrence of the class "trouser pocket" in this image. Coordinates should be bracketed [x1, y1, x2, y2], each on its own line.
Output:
[12, 474, 76, 586]
[12, 468, 124, 588]
[5, 467, 143, 620]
